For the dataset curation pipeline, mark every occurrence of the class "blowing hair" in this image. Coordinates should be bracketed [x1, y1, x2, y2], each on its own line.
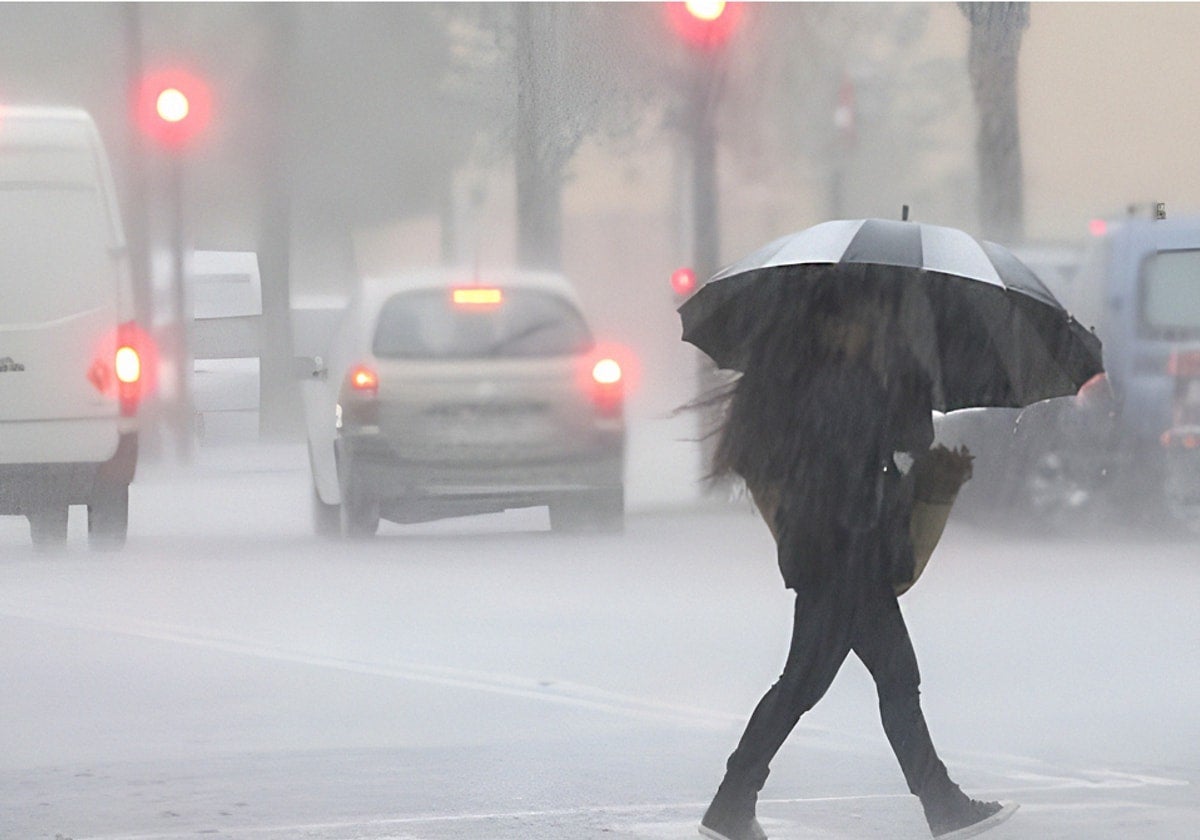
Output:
[694, 268, 895, 489]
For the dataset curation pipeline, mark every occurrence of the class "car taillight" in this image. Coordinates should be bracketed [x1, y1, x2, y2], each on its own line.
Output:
[592, 358, 622, 386]
[1166, 350, 1200, 379]
[349, 364, 378, 395]
[1161, 428, 1200, 450]
[1165, 350, 1200, 429]
[341, 364, 379, 429]
[115, 344, 141, 417]
[589, 357, 623, 416]
[578, 343, 637, 418]
[115, 345, 141, 384]
[88, 321, 154, 416]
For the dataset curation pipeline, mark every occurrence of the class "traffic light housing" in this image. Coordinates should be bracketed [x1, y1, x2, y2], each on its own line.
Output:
[667, 1, 742, 51]
[134, 69, 212, 151]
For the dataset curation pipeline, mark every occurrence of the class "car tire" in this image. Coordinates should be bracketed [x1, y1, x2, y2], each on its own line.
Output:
[312, 485, 341, 538]
[336, 457, 380, 539]
[87, 483, 129, 551]
[340, 496, 380, 538]
[550, 487, 624, 534]
[29, 504, 69, 550]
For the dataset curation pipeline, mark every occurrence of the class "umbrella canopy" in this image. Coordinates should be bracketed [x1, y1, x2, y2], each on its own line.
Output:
[678, 218, 1105, 412]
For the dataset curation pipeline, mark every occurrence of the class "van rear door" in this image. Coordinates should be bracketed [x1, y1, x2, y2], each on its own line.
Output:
[0, 115, 124, 463]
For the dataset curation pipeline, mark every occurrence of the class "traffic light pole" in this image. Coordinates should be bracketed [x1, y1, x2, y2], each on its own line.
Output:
[168, 156, 193, 461]
[687, 52, 726, 482]
[690, 62, 719, 288]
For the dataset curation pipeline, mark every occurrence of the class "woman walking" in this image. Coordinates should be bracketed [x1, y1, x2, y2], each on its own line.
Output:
[698, 281, 1017, 840]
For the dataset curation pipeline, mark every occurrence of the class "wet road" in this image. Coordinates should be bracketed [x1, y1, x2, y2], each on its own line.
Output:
[1, 446, 1197, 839]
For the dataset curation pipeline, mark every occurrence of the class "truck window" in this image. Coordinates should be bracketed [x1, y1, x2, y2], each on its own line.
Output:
[1140, 249, 1200, 340]
[373, 288, 594, 359]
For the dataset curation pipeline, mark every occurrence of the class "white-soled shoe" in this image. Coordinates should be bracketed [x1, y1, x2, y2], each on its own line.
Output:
[933, 801, 1019, 839]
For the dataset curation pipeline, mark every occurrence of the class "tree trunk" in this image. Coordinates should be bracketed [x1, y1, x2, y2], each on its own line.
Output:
[257, 4, 300, 440]
[514, 3, 565, 272]
[961, 2, 1028, 243]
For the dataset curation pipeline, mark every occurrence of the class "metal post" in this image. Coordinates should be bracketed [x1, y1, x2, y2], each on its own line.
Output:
[691, 64, 719, 285]
[689, 53, 726, 482]
[168, 156, 193, 461]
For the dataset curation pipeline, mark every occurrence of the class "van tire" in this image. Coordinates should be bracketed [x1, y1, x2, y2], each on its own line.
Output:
[88, 484, 129, 551]
[29, 505, 69, 549]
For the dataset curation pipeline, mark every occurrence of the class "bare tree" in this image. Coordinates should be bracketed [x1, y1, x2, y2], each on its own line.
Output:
[451, 3, 661, 272]
[959, 2, 1029, 242]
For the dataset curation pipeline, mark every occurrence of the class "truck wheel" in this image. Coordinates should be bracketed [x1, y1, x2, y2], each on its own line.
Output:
[29, 505, 69, 549]
[312, 485, 341, 538]
[87, 483, 129, 551]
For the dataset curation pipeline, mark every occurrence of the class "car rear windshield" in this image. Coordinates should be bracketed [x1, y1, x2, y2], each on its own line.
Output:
[372, 287, 594, 359]
[1140, 249, 1200, 340]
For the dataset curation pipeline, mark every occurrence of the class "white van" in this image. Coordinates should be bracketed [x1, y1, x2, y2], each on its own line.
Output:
[0, 107, 144, 549]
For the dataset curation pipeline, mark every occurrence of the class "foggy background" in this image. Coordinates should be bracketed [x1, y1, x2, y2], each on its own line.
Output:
[3, 2, 1198, 501]
[5, 5, 1200, 840]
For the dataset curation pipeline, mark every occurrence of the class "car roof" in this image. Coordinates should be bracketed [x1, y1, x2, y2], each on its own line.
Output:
[355, 267, 585, 314]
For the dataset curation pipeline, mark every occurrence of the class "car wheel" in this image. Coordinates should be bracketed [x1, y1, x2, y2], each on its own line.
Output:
[87, 483, 129, 551]
[336, 458, 380, 539]
[340, 496, 380, 538]
[550, 487, 624, 534]
[312, 485, 341, 538]
[28, 504, 69, 550]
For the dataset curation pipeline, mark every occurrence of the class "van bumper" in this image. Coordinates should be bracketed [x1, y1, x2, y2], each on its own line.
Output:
[0, 432, 137, 513]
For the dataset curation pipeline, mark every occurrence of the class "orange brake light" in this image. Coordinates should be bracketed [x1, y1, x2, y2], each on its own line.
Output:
[349, 365, 378, 393]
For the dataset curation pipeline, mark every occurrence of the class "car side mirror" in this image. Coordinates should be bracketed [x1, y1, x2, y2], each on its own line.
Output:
[293, 355, 328, 381]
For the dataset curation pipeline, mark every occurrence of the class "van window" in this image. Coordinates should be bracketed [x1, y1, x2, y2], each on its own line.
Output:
[1140, 249, 1200, 340]
[0, 184, 112, 322]
[373, 288, 594, 359]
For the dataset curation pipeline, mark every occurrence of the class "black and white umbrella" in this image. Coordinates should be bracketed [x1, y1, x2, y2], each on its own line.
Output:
[678, 218, 1104, 412]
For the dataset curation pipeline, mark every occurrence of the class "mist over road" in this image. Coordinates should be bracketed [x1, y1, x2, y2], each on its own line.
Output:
[1, 447, 1197, 839]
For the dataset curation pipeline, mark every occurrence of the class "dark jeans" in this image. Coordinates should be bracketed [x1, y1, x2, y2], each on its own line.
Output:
[717, 527, 956, 810]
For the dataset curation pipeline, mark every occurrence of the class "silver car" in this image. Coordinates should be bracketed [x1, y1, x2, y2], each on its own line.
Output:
[301, 270, 626, 537]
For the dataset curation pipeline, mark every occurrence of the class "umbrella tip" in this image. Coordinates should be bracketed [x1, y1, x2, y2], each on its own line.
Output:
[901, 204, 910, 221]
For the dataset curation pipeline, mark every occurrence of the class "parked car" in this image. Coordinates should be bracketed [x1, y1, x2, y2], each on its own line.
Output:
[0, 108, 146, 549]
[298, 270, 626, 537]
[946, 208, 1200, 533]
[187, 250, 263, 444]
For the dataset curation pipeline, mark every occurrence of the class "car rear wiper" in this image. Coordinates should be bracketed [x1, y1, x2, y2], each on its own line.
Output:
[484, 319, 564, 355]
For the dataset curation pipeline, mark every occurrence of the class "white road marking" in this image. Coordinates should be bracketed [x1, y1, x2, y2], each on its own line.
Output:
[0, 602, 743, 729]
[7, 602, 1190, 840]
[75, 772, 1191, 840]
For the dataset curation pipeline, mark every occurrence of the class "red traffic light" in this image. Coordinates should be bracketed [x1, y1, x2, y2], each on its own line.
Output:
[668, 1, 742, 50]
[135, 68, 212, 151]
[671, 266, 698, 297]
